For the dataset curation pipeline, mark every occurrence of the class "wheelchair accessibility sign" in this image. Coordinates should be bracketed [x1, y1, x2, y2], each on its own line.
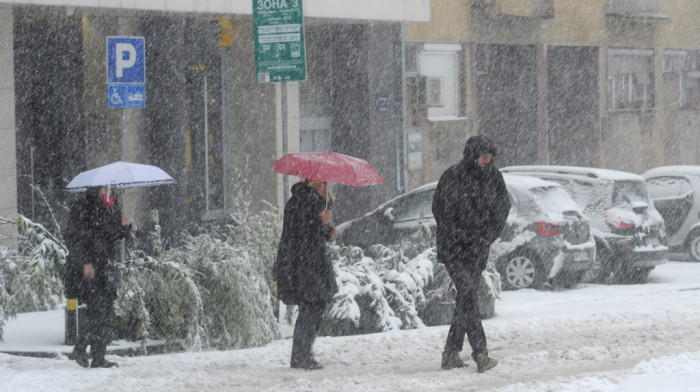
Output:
[108, 85, 146, 109]
[107, 36, 145, 108]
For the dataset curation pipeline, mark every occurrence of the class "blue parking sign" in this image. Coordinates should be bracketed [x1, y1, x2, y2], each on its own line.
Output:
[107, 37, 145, 84]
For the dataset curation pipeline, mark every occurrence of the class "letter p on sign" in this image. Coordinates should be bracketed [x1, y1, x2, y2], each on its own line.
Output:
[107, 37, 145, 84]
[116, 43, 136, 78]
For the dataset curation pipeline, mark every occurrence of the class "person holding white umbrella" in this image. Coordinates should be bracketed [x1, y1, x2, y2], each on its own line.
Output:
[64, 185, 132, 368]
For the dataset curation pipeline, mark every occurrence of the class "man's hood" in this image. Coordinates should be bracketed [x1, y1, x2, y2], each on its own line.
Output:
[463, 135, 497, 164]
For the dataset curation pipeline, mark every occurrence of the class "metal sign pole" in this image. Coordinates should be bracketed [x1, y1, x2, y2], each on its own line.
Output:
[120, 109, 126, 264]
[282, 81, 289, 202]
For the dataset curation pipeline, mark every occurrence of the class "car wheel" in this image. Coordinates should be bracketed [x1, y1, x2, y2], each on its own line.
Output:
[687, 232, 700, 262]
[501, 252, 544, 290]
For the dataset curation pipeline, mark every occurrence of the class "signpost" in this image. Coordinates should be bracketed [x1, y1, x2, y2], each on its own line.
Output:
[253, 0, 306, 83]
[107, 36, 146, 108]
[253, 0, 307, 216]
[106, 36, 146, 269]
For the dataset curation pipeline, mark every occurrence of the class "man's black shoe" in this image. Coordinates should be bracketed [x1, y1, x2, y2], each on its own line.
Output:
[72, 348, 89, 368]
[441, 351, 467, 370]
[291, 358, 324, 370]
[90, 359, 119, 368]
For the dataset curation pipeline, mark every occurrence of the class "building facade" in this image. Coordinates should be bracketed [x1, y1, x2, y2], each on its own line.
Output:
[0, 0, 429, 247]
[403, 0, 700, 190]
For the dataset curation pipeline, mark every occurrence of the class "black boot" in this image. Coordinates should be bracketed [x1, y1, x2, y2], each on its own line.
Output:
[291, 357, 324, 370]
[72, 346, 89, 368]
[441, 351, 467, 370]
[473, 351, 498, 373]
[90, 358, 119, 368]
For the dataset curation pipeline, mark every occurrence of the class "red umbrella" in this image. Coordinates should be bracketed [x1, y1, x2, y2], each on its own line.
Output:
[271, 152, 385, 186]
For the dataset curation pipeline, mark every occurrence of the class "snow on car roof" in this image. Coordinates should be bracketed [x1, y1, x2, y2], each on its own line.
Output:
[643, 165, 700, 178]
[502, 173, 560, 190]
[502, 165, 644, 182]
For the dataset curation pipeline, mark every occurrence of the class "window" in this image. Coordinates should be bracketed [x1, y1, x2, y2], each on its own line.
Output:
[607, 48, 654, 111]
[300, 129, 331, 152]
[392, 190, 435, 221]
[300, 105, 332, 152]
[407, 128, 423, 170]
[665, 50, 700, 110]
[426, 77, 445, 107]
[419, 43, 461, 119]
[645, 176, 694, 235]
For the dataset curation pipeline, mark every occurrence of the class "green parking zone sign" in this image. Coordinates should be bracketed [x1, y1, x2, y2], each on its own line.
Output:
[253, 0, 306, 83]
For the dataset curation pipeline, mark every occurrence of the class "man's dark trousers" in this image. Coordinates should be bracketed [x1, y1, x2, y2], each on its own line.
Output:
[444, 264, 487, 357]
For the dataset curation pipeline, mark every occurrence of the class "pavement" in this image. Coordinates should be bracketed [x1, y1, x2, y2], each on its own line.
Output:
[0, 306, 296, 360]
[0, 308, 168, 360]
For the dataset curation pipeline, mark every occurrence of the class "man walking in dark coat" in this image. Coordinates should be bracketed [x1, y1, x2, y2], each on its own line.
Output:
[273, 179, 338, 370]
[65, 186, 131, 368]
[432, 135, 511, 372]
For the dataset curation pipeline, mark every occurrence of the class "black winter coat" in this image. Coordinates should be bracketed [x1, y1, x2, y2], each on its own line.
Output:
[432, 136, 511, 274]
[273, 182, 338, 305]
[64, 187, 129, 301]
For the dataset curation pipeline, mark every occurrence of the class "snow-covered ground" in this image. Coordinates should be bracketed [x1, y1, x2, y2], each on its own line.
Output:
[2, 259, 700, 392]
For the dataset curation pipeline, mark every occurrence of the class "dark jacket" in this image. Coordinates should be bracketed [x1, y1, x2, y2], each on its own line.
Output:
[432, 135, 511, 273]
[64, 187, 129, 300]
[273, 182, 338, 305]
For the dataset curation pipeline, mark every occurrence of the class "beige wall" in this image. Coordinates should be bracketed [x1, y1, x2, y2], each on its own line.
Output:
[658, 0, 700, 50]
[406, 0, 470, 42]
[0, 4, 18, 248]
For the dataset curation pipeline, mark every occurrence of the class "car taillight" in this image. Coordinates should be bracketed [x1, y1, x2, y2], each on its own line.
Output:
[605, 207, 633, 229]
[538, 221, 560, 236]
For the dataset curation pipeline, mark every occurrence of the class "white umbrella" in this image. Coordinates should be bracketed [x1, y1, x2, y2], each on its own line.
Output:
[65, 161, 176, 193]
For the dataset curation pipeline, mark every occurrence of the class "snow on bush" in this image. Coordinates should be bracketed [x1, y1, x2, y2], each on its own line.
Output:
[321, 240, 434, 336]
[320, 223, 501, 336]
[113, 206, 282, 352]
[0, 216, 68, 341]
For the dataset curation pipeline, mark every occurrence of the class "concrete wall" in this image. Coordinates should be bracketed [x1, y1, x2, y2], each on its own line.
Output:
[0, 0, 431, 22]
[0, 4, 17, 248]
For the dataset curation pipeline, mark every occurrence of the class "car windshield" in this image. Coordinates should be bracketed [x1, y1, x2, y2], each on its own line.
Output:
[611, 180, 650, 206]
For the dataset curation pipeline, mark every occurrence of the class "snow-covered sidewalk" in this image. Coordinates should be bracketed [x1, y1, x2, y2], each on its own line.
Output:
[2, 260, 700, 392]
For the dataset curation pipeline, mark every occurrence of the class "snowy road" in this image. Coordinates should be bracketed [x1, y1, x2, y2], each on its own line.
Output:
[2, 260, 700, 391]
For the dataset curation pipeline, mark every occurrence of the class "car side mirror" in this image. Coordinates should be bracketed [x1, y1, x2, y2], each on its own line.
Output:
[383, 207, 396, 222]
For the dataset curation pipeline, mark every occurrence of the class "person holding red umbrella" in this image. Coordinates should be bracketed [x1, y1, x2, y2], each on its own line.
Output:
[273, 179, 339, 370]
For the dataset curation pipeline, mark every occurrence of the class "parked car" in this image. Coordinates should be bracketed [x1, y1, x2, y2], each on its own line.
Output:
[501, 165, 668, 284]
[643, 166, 700, 262]
[336, 174, 596, 290]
